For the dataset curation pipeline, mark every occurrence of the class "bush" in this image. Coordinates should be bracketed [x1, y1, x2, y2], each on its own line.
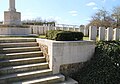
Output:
[46, 30, 62, 40]
[46, 30, 84, 41]
[74, 41, 120, 84]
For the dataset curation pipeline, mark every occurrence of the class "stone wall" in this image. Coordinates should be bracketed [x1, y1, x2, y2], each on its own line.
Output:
[36, 38, 95, 74]
[0, 27, 30, 35]
[38, 43, 49, 63]
[60, 62, 84, 78]
[4, 11, 21, 25]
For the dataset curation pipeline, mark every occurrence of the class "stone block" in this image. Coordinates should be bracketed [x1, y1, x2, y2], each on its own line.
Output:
[4, 11, 21, 26]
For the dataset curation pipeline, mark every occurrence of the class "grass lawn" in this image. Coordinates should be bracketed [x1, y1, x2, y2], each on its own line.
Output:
[0, 35, 90, 41]
[38, 35, 46, 39]
[83, 37, 89, 40]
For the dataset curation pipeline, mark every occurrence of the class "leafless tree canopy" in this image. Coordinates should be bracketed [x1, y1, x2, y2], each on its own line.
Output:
[88, 6, 120, 28]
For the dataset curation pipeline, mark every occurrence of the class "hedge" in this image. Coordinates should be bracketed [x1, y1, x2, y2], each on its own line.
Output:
[46, 30, 62, 40]
[74, 41, 120, 84]
[46, 30, 84, 41]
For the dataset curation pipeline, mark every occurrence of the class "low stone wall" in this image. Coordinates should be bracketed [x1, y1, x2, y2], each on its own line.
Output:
[36, 39, 96, 74]
[0, 27, 31, 35]
[60, 62, 84, 78]
[38, 43, 49, 63]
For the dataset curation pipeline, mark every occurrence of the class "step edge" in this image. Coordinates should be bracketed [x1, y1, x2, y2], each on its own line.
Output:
[12, 74, 65, 84]
[0, 51, 43, 56]
[0, 57, 45, 63]
[0, 46, 40, 51]
[0, 62, 48, 70]
[0, 69, 52, 80]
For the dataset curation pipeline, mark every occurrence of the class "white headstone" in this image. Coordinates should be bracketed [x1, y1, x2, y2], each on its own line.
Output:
[98, 27, 105, 41]
[113, 28, 119, 40]
[106, 27, 113, 41]
[84, 26, 89, 36]
[80, 26, 84, 34]
[89, 26, 97, 40]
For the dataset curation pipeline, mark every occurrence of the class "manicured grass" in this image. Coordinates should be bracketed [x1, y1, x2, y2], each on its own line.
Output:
[38, 35, 46, 39]
[0, 35, 90, 41]
[83, 37, 89, 40]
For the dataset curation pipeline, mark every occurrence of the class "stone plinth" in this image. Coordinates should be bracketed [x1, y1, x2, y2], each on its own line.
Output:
[0, 27, 30, 35]
[4, 11, 21, 26]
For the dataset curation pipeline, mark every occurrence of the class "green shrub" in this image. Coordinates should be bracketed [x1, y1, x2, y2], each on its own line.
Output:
[46, 30, 84, 41]
[74, 41, 120, 84]
[46, 30, 62, 40]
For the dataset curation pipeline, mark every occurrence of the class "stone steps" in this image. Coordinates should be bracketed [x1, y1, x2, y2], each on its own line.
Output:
[0, 38, 36, 43]
[0, 38, 77, 84]
[0, 46, 41, 54]
[0, 57, 46, 68]
[0, 42, 38, 48]
[0, 62, 49, 76]
[0, 51, 43, 60]
[56, 78, 78, 84]
[13, 74, 65, 84]
[0, 69, 53, 83]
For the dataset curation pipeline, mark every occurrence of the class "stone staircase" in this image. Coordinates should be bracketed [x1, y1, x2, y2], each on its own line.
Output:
[0, 38, 74, 84]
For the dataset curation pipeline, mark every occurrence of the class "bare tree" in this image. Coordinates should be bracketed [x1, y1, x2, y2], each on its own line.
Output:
[88, 8, 114, 28]
[112, 6, 120, 27]
[22, 17, 56, 26]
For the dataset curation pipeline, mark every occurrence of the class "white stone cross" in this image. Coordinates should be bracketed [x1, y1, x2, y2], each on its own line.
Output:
[9, 0, 16, 11]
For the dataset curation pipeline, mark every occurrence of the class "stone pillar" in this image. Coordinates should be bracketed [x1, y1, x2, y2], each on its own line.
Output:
[89, 26, 97, 40]
[106, 27, 113, 41]
[9, 0, 16, 11]
[98, 27, 105, 41]
[4, 0, 21, 26]
[113, 28, 119, 41]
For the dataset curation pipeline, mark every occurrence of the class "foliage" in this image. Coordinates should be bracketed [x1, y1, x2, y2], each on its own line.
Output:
[74, 41, 120, 84]
[112, 6, 120, 27]
[88, 8, 114, 28]
[46, 30, 84, 41]
[46, 30, 62, 40]
[22, 17, 56, 26]
[88, 6, 120, 28]
[0, 25, 29, 28]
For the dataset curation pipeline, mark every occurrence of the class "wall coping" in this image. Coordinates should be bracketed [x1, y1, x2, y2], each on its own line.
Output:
[37, 38, 95, 44]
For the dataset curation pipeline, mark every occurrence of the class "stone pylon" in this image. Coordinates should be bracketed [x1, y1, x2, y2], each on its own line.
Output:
[4, 0, 21, 26]
[9, 0, 16, 11]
